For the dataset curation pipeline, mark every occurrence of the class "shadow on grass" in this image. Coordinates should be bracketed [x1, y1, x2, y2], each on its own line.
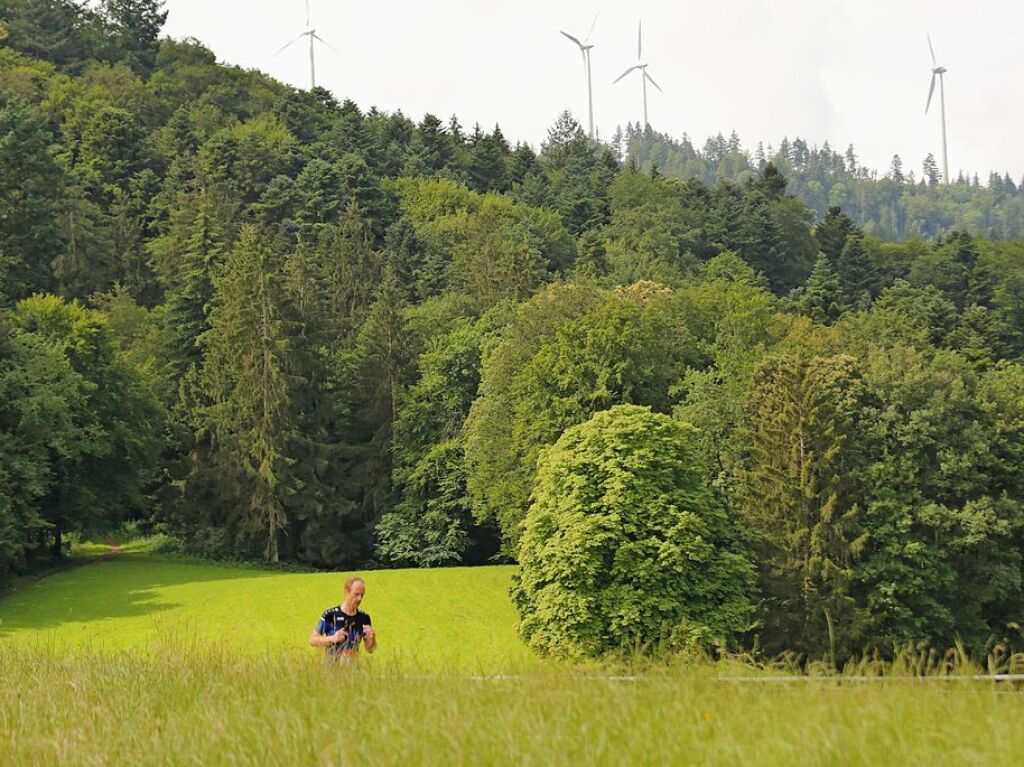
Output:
[0, 553, 280, 637]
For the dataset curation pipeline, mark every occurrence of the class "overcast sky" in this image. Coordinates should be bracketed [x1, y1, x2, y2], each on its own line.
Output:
[162, 0, 1024, 181]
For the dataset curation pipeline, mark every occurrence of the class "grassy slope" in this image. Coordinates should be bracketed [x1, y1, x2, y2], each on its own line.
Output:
[0, 547, 533, 671]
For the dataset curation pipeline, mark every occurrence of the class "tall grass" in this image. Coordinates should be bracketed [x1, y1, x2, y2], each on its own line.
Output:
[2, 643, 1023, 766]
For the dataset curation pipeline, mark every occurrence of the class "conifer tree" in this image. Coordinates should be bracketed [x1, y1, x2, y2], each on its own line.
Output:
[796, 254, 844, 324]
[0, 94, 63, 299]
[574, 228, 608, 278]
[382, 216, 426, 299]
[922, 153, 941, 187]
[889, 155, 905, 184]
[160, 192, 223, 386]
[404, 114, 454, 177]
[0, 0, 97, 71]
[508, 142, 539, 186]
[100, 0, 167, 75]
[836, 234, 877, 307]
[203, 224, 296, 561]
[467, 125, 510, 194]
[740, 353, 866, 657]
[815, 206, 859, 264]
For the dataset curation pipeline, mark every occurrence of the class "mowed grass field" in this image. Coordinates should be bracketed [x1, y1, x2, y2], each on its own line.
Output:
[0, 544, 533, 671]
[4, 546, 1024, 765]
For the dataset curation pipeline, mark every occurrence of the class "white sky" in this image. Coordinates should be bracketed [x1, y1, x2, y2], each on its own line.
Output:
[162, 0, 1024, 181]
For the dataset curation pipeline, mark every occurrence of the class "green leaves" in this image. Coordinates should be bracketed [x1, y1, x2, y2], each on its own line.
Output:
[465, 282, 697, 550]
[0, 295, 162, 577]
[513, 405, 755, 659]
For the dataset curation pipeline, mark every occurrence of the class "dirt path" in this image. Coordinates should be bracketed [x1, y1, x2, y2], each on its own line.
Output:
[0, 545, 122, 602]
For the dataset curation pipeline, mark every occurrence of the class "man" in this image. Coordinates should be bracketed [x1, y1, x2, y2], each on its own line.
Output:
[309, 575, 377, 662]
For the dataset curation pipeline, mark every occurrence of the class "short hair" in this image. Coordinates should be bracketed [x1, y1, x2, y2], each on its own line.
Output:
[344, 576, 365, 592]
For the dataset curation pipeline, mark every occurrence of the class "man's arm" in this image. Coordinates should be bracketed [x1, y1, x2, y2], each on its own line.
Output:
[363, 624, 376, 654]
[309, 618, 341, 648]
[309, 630, 336, 648]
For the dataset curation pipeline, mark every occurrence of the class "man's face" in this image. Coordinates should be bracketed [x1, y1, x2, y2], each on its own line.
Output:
[345, 581, 365, 609]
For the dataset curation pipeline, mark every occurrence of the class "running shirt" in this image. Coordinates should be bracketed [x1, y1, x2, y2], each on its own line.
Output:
[315, 606, 372, 658]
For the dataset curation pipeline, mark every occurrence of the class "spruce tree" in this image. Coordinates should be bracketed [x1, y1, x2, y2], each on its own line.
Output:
[404, 114, 454, 177]
[160, 192, 223, 387]
[574, 228, 609, 278]
[740, 353, 866, 657]
[922, 153, 940, 187]
[796, 254, 844, 324]
[815, 206, 859, 264]
[203, 224, 297, 561]
[836, 234, 878, 307]
[889, 155, 905, 184]
[0, 94, 63, 299]
[467, 125, 510, 194]
[100, 0, 167, 75]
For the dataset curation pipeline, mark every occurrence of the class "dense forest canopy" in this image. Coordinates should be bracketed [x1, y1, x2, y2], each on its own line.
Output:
[3, 0, 1024, 660]
[620, 124, 1024, 241]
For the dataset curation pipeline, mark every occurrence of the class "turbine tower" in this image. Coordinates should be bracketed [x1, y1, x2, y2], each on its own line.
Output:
[275, 0, 337, 90]
[560, 14, 599, 140]
[613, 20, 662, 129]
[925, 34, 950, 185]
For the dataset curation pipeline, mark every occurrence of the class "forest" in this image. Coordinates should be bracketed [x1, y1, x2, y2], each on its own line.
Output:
[3, 0, 1024, 659]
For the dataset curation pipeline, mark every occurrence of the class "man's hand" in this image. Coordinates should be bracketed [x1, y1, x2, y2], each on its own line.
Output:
[362, 625, 377, 653]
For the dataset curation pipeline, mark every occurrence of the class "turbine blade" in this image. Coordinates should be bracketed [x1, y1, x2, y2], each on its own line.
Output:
[312, 33, 339, 54]
[560, 30, 584, 49]
[305, 0, 310, 28]
[926, 72, 936, 113]
[614, 65, 640, 84]
[274, 32, 307, 56]
[927, 33, 936, 66]
[587, 12, 599, 42]
[637, 20, 642, 60]
[644, 71, 663, 93]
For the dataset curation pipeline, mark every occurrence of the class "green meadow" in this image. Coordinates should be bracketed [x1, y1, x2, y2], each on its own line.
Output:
[0, 544, 532, 671]
[4, 547, 1024, 765]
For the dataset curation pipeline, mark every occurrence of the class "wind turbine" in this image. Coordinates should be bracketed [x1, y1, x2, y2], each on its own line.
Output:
[925, 34, 950, 185]
[560, 14, 599, 139]
[613, 20, 662, 129]
[275, 0, 338, 90]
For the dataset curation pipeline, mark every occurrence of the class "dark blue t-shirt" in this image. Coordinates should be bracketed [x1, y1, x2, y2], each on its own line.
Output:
[315, 606, 371, 657]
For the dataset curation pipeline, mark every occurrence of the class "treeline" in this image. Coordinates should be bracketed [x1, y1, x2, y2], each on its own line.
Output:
[621, 123, 1024, 241]
[2, 1, 1024, 658]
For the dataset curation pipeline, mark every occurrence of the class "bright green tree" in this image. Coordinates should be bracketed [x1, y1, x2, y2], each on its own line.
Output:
[467, 282, 699, 548]
[512, 404, 755, 659]
[794, 254, 844, 324]
[10, 294, 163, 556]
[0, 314, 81, 581]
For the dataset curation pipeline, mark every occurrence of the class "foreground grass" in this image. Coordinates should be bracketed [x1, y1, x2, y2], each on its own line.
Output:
[2, 645, 1022, 766]
[0, 549, 532, 671]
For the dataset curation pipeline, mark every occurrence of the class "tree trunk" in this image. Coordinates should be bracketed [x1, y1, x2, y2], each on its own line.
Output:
[52, 523, 63, 560]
